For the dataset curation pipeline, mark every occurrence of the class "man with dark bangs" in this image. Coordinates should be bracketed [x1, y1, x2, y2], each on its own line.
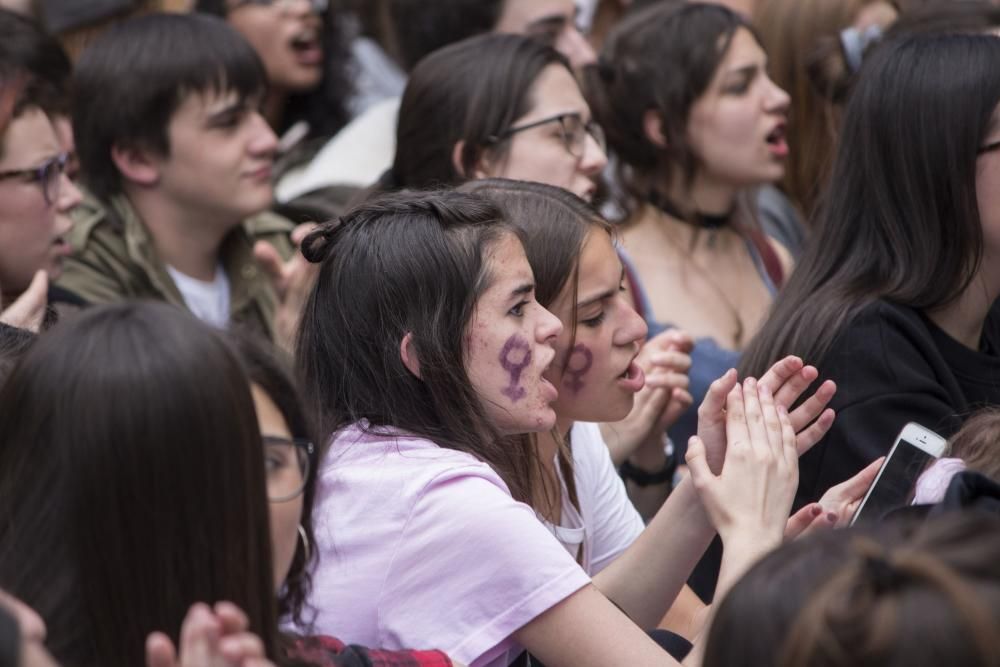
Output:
[55, 12, 297, 341]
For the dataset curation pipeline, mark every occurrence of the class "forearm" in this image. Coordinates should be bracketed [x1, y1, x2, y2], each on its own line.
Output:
[592, 476, 715, 629]
[658, 585, 709, 641]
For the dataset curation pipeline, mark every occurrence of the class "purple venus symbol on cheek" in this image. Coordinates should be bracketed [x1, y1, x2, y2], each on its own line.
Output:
[499, 336, 532, 402]
[563, 344, 593, 393]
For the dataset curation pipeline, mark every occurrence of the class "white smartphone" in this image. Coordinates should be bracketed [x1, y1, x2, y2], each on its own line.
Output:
[850, 422, 948, 525]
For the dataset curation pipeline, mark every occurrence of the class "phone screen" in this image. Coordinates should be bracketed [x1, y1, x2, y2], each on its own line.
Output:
[853, 438, 937, 523]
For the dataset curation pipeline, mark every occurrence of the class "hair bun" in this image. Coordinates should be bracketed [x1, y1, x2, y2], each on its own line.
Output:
[300, 219, 343, 264]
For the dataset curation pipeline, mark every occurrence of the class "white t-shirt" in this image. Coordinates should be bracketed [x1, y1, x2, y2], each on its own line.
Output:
[166, 264, 230, 329]
[541, 422, 645, 575]
[303, 422, 591, 667]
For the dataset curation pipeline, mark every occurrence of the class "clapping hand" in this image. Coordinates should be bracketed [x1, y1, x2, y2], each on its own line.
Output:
[146, 602, 275, 667]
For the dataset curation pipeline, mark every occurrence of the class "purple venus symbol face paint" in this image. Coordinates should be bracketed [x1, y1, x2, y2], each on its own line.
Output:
[499, 335, 532, 402]
[563, 344, 593, 393]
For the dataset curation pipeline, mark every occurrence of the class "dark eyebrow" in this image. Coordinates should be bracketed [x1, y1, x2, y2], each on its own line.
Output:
[205, 101, 247, 125]
[510, 283, 534, 299]
[527, 14, 569, 33]
[725, 64, 758, 80]
[577, 267, 626, 309]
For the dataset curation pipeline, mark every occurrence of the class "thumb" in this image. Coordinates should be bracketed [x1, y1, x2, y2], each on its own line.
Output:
[0, 270, 48, 332]
[685, 435, 716, 491]
[832, 457, 884, 504]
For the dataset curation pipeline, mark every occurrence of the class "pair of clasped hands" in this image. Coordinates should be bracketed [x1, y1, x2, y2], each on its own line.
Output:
[616, 328, 881, 537]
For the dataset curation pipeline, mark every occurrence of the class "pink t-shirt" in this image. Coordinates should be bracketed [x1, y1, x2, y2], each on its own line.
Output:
[302, 422, 591, 667]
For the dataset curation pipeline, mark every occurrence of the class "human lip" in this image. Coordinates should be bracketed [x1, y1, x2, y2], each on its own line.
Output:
[245, 165, 273, 182]
[51, 236, 72, 257]
[538, 347, 559, 401]
[765, 121, 789, 158]
[289, 27, 322, 66]
[616, 353, 645, 393]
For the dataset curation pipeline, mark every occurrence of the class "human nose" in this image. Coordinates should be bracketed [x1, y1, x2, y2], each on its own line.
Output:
[558, 25, 597, 69]
[57, 171, 82, 214]
[612, 298, 648, 348]
[577, 130, 607, 178]
[248, 111, 279, 157]
[764, 76, 790, 115]
[536, 305, 564, 345]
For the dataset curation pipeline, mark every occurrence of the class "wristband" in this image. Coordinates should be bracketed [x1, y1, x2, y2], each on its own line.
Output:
[620, 457, 674, 487]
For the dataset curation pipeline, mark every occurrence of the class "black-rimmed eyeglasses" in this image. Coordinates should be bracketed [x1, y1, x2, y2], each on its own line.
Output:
[264, 435, 314, 502]
[0, 152, 70, 206]
[489, 112, 606, 159]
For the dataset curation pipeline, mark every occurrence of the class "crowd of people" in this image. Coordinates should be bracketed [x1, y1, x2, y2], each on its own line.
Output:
[1, 0, 1000, 666]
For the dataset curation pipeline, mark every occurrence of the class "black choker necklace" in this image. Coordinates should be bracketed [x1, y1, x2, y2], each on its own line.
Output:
[649, 192, 731, 230]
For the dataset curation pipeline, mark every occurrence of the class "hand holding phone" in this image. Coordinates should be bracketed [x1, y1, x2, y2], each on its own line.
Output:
[850, 422, 947, 525]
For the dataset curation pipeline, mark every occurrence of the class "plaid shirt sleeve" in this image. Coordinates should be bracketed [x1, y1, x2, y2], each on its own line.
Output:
[292, 634, 453, 667]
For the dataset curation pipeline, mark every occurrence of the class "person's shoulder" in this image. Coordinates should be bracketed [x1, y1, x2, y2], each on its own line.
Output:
[325, 423, 506, 490]
[831, 300, 934, 353]
[825, 299, 954, 405]
[65, 189, 124, 252]
[243, 210, 296, 237]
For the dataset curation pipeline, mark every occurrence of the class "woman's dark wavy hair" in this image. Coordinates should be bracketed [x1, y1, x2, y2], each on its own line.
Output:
[739, 32, 1000, 378]
[704, 512, 1000, 667]
[585, 2, 760, 219]
[296, 189, 541, 503]
[226, 330, 317, 630]
[0, 303, 281, 667]
[195, 0, 352, 140]
[389, 33, 572, 191]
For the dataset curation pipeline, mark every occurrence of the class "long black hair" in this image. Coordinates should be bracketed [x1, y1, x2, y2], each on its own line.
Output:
[740, 32, 1000, 377]
[0, 303, 281, 667]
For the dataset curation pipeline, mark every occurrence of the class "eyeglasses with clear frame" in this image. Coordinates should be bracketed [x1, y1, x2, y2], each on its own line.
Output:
[263, 435, 314, 502]
[230, 0, 328, 12]
[489, 112, 607, 160]
[0, 151, 70, 206]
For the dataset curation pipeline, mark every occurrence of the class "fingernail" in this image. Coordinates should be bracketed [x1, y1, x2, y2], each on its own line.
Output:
[827, 512, 838, 523]
[811, 505, 822, 516]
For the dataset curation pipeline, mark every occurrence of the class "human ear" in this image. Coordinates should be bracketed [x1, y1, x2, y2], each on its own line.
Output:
[642, 110, 668, 149]
[452, 139, 494, 180]
[400, 331, 421, 379]
[111, 143, 160, 187]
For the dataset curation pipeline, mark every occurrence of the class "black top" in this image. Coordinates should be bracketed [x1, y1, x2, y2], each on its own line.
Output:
[795, 299, 1000, 508]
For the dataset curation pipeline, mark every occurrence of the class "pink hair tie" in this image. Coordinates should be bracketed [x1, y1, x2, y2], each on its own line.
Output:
[913, 458, 967, 505]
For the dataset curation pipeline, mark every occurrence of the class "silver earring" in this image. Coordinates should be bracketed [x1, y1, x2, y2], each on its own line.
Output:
[297, 524, 312, 564]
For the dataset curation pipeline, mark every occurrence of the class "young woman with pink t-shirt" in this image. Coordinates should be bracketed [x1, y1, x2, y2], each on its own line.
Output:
[296, 188, 806, 667]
